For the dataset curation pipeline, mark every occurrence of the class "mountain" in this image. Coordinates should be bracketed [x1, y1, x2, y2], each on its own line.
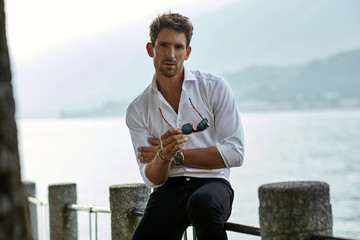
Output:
[60, 49, 360, 117]
[223, 49, 360, 111]
[11, 0, 360, 118]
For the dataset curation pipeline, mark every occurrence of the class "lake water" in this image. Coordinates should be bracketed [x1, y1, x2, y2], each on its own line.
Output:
[17, 108, 360, 240]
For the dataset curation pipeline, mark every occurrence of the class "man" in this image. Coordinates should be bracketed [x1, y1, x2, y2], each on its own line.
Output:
[126, 12, 244, 240]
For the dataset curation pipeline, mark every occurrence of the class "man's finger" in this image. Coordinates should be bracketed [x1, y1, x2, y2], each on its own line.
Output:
[165, 137, 188, 152]
[161, 128, 182, 140]
[141, 151, 156, 159]
[160, 136, 188, 158]
[138, 146, 156, 153]
[148, 138, 160, 146]
[161, 133, 187, 147]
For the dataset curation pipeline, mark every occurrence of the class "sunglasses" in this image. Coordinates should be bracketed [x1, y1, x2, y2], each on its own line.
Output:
[159, 98, 209, 135]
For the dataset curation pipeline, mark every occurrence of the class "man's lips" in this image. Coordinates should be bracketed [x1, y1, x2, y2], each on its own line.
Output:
[163, 61, 176, 66]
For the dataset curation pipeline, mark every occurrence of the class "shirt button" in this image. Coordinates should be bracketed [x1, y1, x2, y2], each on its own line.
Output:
[186, 177, 190, 181]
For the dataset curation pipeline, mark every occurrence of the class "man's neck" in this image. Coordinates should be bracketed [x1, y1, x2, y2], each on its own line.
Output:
[156, 67, 184, 95]
[156, 68, 185, 113]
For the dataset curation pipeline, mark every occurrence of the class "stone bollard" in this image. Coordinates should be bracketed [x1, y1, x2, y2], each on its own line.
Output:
[48, 183, 77, 240]
[259, 181, 332, 240]
[23, 181, 38, 240]
[109, 183, 150, 240]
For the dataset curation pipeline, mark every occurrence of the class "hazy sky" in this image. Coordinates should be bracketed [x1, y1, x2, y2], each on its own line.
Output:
[5, 0, 240, 61]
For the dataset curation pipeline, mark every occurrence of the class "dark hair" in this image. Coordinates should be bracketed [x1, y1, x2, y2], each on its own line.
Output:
[149, 12, 194, 47]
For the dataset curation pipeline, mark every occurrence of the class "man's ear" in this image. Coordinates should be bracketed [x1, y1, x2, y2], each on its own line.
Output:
[146, 42, 154, 57]
[184, 46, 192, 60]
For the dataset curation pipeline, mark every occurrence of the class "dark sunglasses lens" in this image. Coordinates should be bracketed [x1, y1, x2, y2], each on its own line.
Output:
[182, 124, 195, 134]
[197, 118, 209, 131]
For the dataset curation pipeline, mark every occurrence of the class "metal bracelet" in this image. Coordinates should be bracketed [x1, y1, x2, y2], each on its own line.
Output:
[157, 146, 173, 162]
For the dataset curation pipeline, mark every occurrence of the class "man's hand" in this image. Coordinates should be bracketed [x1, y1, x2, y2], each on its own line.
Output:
[137, 129, 187, 163]
[137, 138, 160, 163]
[143, 129, 187, 185]
[159, 128, 187, 160]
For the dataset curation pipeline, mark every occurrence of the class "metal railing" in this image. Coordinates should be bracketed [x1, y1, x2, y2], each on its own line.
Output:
[129, 208, 261, 240]
[28, 197, 112, 240]
[27, 197, 50, 240]
[27, 197, 262, 240]
[28, 197, 358, 240]
[67, 204, 111, 240]
[224, 222, 261, 236]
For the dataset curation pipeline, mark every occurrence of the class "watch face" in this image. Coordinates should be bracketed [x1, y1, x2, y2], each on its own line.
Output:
[175, 151, 183, 166]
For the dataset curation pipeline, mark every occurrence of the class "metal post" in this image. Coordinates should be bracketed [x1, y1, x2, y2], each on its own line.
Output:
[109, 183, 150, 240]
[258, 181, 333, 240]
[23, 181, 38, 240]
[48, 183, 77, 240]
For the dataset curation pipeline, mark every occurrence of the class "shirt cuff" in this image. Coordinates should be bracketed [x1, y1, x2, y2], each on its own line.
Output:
[140, 163, 164, 188]
[216, 143, 244, 168]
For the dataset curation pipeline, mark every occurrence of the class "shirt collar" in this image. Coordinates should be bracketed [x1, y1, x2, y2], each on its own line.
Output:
[184, 66, 197, 82]
[150, 66, 196, 93]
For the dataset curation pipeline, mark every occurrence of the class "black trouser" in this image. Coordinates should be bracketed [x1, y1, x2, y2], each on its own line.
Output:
[131, 177, 234, 240]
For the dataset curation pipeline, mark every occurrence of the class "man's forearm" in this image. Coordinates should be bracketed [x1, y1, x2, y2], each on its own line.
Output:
[145, 154, 172, 185]
[144, 128, 188, 185]
[182, 147, 226, 169]
[144, 147, 225, 185]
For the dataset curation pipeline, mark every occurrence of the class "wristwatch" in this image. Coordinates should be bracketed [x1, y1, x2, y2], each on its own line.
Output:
[173, 151, 184, 166]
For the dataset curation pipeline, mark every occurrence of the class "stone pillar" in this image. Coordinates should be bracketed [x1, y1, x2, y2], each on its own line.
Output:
[48, 183, 77, 240]
[23, 182, 38, 240]
[109, 183, 150, 240]
[259, 181, 332, 240]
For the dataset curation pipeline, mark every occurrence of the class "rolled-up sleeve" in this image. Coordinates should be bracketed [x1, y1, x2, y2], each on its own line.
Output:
[126, 104, 161, 188]
[210, 77, 245, 168]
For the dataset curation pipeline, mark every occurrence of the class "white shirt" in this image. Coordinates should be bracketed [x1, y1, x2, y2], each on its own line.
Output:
[126, 67, 244, 188]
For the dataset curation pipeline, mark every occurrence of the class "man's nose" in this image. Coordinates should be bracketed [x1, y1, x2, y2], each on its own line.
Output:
[166, 46, 175, 59]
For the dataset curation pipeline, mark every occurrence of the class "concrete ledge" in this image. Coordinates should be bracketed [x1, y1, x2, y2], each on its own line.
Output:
[259, 181, 333, 240]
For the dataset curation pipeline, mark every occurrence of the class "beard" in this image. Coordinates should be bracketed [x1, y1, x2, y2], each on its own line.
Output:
[155, 59, 184, 78]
